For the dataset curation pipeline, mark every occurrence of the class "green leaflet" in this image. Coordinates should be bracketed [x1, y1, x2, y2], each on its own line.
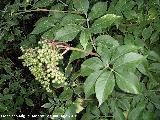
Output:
[95, 70, 115, 106]
[55, 24, 83, 42]
[61, 14, 86, 26]
[113, 52, 145, 70]
[81, 57, 104, 74]
[110, 45, 140, 64]
[84, 70, 103, 98]
[64, 104, 76, 120]
[31, 16, 57, 34]
[142, 26, 154, 40]
[91, 14, 121, 33]
[69, 44, 92, 65]
[41, 103, 52, 108]
[128, 103, 145, 120]
[59, 88, 73, 101]
[25, 98, 34, 107]
[114, 107, 125, 120]
[96, 35, 119, 48]
[96, 35, 119, 64]
[88, 2, 107, 20]
[115, 72, 140, 94]
[73, 0, 89, 14]
[33, 0, 54, 8]
[80, 30, 90, 50]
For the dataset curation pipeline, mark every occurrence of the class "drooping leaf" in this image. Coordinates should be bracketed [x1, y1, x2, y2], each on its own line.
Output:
[91, 14, 121, 33]
[88, 2, 107, 20]
[84, 70, 103, 98]
[80, 30, 91, 50]
[115, 72, 140, 94]
[95, 70, 115, 106]
[55, 24, 82, 42]
[73, 0, 89, 14]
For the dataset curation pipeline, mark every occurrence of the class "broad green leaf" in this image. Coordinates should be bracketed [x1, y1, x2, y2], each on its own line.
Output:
[100, 102, 110, 116]
[49, 3, 65, 19]
[41, 103, 52, 108]
[0, 103, 7, 112]
[74, 98, 84, 113]
[41, 27, 58, 39]
[80, 30, 90, 50]
[81, 113, 95, 120]
[113, 52, 144, 69]
[96, 35, 119, 64]
[3, 94, 14, 100]
[111, 45, 140, 64]
[91, 14, 121, 33]
[115, 0, 126, 13]
[115, 72, 140, 94]
[95, 71, 115, 106]
[142, 26, 154, 40]
[150, 31, 159, 44]
[64, 105, 76, 120]
[124, 34, 135, 45]
[25, 98, 34, 107]
[128, 104, 145, 120]
[149, 63, 160, 73]
[52, 107, 64, 115]
[150, 95, 160, 109]
[114, 107, 125, 120]
[84, 70, 103, 98]
[69, 44, 92, 64]
[88, 2, 107, 20]
[31, 16, 57, 34]
[59, 88, 73, 100]
[97, 46, 111, 65]
[148, 51, 160, 62]
[89, 105, 100, 116]
[55, 24, 82, 42]
[117, 99, 130, 111]
[61, 14, 85, 26]
[73, 0, 89, 13]
[96, 35, 119, 48]
[33, 0, 54, 8]
[81, 57, 104, 74]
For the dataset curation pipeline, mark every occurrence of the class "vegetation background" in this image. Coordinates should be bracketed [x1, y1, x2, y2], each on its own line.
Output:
[0, 0, 160, 120]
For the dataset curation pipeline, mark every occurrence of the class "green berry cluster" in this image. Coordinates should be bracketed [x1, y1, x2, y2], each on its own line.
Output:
[19, 40, 67, 92]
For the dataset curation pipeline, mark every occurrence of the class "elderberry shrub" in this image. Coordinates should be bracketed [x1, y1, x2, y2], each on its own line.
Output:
[19, 40, 67, 92]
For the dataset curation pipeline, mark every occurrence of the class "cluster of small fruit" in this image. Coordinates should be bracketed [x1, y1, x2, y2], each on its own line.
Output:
[19, 40, 66, 92]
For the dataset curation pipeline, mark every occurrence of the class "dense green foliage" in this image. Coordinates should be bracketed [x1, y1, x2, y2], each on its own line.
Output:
[0, 0, 160, 119]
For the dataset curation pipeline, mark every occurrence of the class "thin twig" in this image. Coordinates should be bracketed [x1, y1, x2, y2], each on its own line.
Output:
[14, 9, 83, 15]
